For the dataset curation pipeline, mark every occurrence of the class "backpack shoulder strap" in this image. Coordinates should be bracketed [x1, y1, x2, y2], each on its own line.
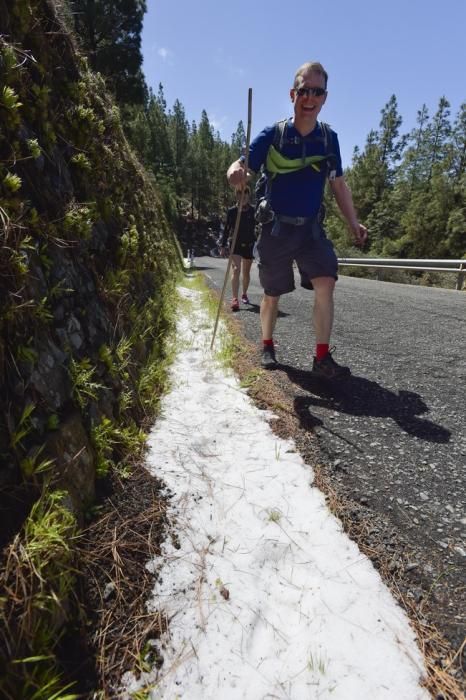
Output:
[318, 121, 337, 180]
[318, 121, 331, 152]
[272, 119, 288, 152]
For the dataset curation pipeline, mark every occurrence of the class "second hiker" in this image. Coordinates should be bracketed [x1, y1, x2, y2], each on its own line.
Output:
[220, 186, 256, 311]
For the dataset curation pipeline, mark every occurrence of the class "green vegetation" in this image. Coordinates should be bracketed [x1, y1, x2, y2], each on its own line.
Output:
[123, 87, 243, 225]
[0, 1, 180, 697]
[69, 0, 148, 106]
[0, 490, 79, 700]
[91, 416, 146, 478]
[307, 649, 328, 675]
[239, 368, 263, 388]
[69, 358, 105, 410]
[67, 1, 242, 225]
[268, 509, 282, 523]
[325, 94, 465, 265]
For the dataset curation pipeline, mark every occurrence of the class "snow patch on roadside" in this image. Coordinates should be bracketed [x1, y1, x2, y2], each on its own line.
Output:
[122, 286, 428, 699]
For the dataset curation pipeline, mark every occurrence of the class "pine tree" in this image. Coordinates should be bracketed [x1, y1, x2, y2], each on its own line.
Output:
[448, 103, 466, 182]
[401, 104, 431, 191]
[231, 121, 246, 159]
[427, 97, 451, 183]
[70, 0, 147, 105]
[194, 110, 215, 217]
[122, 104, 152, 163]
[145, 85, 174, 176]
[346, 129, 382, 221]
[378, 95, 406, 182]
[444, 103, 466, 256]
[168, 99, 189, 199]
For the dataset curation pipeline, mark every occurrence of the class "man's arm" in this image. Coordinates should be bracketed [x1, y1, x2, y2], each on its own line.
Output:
[219, 208, 234, 256]
[330, 176, 368, 247]
[220, 211, 231, 247]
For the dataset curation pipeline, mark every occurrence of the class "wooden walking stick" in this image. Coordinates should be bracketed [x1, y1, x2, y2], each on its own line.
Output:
[210, 88, 252, 350]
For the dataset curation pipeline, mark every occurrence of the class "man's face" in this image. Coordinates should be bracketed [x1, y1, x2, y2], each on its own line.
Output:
[290, 70, 327, 124]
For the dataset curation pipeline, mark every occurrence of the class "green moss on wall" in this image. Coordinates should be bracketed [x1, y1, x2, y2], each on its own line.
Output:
[0, 1, 183, 696]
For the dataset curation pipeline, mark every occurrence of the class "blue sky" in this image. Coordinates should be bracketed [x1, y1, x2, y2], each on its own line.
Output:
[141, 0, 465, 168]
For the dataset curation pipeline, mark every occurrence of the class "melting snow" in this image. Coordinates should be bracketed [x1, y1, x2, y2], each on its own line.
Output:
[122, 286, 428, 699]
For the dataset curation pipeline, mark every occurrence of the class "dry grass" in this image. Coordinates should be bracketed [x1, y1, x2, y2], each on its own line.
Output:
[77, 464, 171, 697]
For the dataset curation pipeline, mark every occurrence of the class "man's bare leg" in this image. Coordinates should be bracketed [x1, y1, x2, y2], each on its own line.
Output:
[260, 294, 280, 368]
[311, 276, 350, 377]
[311, 276, 334, 343]
[230, 254, 241, 300]
[241, 258, 253, 297]
[260, 293, 280, 340]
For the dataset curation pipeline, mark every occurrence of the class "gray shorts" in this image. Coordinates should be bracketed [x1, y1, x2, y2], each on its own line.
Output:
[254, 219, 338, 296]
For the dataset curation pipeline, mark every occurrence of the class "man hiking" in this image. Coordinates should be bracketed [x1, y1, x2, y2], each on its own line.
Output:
[220, 187, 256, 311]
[227, 61, 367, 377]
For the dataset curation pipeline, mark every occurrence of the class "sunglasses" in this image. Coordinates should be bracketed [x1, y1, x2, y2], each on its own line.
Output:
[295, 86, 326, 98]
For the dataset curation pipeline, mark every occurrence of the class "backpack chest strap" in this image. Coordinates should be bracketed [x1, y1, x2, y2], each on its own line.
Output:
[266, 144, 327, 176]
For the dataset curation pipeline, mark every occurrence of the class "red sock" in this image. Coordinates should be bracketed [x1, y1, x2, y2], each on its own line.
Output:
[263, 338, 274, 348]
[316, 343, 329, 360]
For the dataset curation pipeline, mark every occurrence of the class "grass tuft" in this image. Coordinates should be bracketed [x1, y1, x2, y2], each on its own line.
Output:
[0, 490, 79, 699]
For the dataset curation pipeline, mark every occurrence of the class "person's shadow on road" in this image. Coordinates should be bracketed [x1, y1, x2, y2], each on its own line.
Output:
[279, 365, 451, 443]
[236, 303, 290, 318]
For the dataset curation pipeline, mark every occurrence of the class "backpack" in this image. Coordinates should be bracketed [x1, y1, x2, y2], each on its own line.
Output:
[254, 119, 337, 223]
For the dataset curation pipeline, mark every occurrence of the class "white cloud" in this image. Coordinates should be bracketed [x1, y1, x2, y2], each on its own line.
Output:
[157, 47, 174, 63]
[210, 114, 228, 134]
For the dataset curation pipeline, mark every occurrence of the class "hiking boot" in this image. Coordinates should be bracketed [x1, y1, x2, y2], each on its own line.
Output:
[231, 298, 239, 312]
[241, 293, 250, 304]
[311, 348, 351, 379]
[261, 346, 277, 369]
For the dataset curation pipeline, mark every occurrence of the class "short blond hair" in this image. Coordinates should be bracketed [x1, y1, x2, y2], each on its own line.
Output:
[293, 61, 328, 89]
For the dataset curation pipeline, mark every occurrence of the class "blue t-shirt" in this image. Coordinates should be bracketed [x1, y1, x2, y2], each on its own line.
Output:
[248, 119, 343, 217]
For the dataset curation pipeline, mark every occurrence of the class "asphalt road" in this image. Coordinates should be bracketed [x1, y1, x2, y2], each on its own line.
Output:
[198, 255, 466, 650]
